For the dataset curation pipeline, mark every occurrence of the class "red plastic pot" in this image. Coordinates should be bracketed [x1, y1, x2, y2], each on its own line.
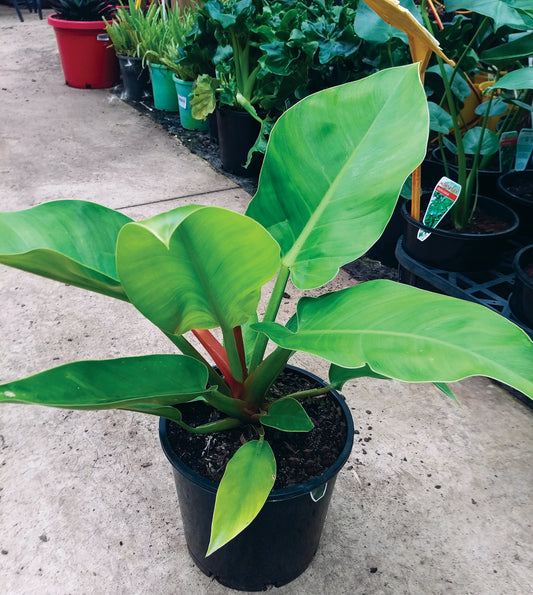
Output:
[48, 15, 119, 89]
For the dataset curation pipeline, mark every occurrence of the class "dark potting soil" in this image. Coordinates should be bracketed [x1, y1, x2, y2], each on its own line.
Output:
[505, 182, 533, 201]
[423, 205, 511, 234]
[166, 369, 348, 490]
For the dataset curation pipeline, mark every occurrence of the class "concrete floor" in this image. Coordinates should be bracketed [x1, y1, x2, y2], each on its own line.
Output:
[1, 7, 532, 594]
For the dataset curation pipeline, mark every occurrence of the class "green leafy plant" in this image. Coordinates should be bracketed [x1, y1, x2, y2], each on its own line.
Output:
[422, 0, 533, 229]
[50, 0, 116, 21]
[105, 0, 149, 58]
[1, 65, 532, 557]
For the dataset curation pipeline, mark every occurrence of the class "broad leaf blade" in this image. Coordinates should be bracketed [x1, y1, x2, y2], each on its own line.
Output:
[490, 67, 533, 91]
[445, 0, 533, 30]
[253, 280, 533, 399]
[0, 200, 131, 300]
[0, 355, 209, 409]
[207, 439, 276, 556]
[116, 206, 280, 335]
[246, 64, 428, 290]
[261, 397, 314, 432]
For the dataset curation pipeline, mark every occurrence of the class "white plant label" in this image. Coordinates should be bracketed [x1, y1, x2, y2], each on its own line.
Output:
[178, 95, 187, 110]
[417, 177, 462, 242]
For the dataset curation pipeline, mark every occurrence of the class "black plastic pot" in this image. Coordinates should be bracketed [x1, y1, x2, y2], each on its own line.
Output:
[497, 170, 533, 234]
[510, 244, 533, 329]
[365, 159, 447, 266]
[216, 106, 263, 177]
[401, 195, 519, 271]
[159, 366, 354, 591]
[117, 55, 151, 101]
[431, 146, 501, 199]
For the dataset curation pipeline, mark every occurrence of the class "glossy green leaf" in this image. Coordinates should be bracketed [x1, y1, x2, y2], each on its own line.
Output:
[329, 363, 390, 390]
[246, 64, 428, 290]
[480, 32, 533, 64]
[207, 439, 276, 555]
[261, 397, 314, 432]
[490, 67, 533, 91]
[0, 200, 131, 300]
[474, 97, 508, 117]
[0, 355, 209, 409]
[463, 127, 499, 156]
[253, 280, 533, 399]
[355, 0, 422, 44]
[445, 0, 533, 30]
[428, 101, 453, 133]
[116, 205, 280, 336]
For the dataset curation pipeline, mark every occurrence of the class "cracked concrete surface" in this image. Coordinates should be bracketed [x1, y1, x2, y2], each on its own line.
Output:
[0, 7, 532, 595]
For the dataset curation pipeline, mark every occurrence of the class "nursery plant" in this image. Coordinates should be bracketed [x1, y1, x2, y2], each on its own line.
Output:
[105, 0, 148, 59]
[49, 0, 116, 21]
[421, 0, 533, 229]
[1, 64, 533, 563]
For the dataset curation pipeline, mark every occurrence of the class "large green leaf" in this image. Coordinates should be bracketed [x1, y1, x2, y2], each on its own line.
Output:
[253, 280, 533, 399]
[207, 439, 276, 555]
[0, 355, 209, 409]
[445, 0, 533, 30]
[0, 200, 131, 300]
[116, 205, 280, 335]
[246, 64, 428, 290]
[490, 67, 533, 91]
[481, 32, 533, 64]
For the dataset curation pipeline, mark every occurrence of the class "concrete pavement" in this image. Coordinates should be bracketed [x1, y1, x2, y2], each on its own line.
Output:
[1, 7, 532, 594]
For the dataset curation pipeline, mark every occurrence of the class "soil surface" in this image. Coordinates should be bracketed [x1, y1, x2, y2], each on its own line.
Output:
[505, 181, 533, 201]
[165, 368, 348, 490]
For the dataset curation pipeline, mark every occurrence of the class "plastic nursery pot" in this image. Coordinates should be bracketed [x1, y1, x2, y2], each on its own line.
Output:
[117, 55, 151, 102]
[510, 244, 533, 329]
[216, 106, 264, 177]
[48, 15, 119, 89]
[147, 63, 178, 112]
[401, 195, 519, 271]
[159, 366, 354, 591]
[431, 147, 501, 200]
[172, 75, 208, 131]
[497, 170, 533, 234]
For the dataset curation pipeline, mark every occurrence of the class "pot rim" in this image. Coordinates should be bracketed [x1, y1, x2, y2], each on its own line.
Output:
[401, 195, 519, 239]
[513, 244, 533, 287]
[497, 169, 533, 203]
[431, 146, 501, 176]
[48, 14, 110, 30]
[159, 364, 354, 501]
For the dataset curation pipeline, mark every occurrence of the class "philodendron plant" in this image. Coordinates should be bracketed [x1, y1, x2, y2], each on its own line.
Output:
[1, 65, 532, 556]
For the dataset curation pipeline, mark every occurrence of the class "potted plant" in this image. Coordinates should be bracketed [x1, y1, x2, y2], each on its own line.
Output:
[498, 169, 533, 234]
[399, 0, 533, 270]
[1, 65, 533, 590]
[105, 0, 152, 101]
[510, 244, 533, 329]
[190, 0, 310, 175]
[48, 0, 119, 89]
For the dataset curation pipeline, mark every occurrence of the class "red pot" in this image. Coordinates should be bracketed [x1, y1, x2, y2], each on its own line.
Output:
[48, 15, 119, 89]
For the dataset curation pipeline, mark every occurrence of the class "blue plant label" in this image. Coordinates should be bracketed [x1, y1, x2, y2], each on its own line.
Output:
[417, 177, 461, 242]
[515, 129, 533, 171]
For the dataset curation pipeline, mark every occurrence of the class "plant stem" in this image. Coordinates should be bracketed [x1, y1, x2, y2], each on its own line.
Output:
[164, 331, 232, 397]
[283, 384, 333, 402]
[249, 265, 290, 372]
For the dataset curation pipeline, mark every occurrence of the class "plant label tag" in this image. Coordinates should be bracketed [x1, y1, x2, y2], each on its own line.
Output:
[499, 131, 517, 172]
[515, 129, 533, 170]
[417, 177, 461, 242]
[178, 95, 187, 109]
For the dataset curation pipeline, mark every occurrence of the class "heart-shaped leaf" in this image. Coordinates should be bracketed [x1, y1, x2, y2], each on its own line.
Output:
[261, 397, 314, 432]
[246, 64, 428, 289]
[253, 280, 533, 399]
[0, 200, 131, 300]
[116, 205, 280, 336]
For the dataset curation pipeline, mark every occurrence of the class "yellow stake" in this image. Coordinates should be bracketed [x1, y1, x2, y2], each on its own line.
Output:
[363, 0, 455, 220]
